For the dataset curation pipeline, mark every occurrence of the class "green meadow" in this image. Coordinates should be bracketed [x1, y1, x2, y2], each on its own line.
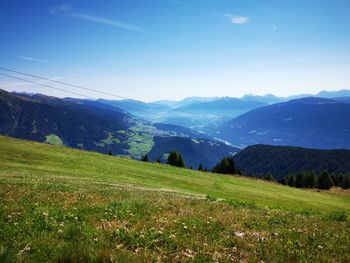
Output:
[0, 135, 349, 262]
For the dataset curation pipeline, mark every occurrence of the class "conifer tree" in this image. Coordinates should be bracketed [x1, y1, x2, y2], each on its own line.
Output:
[342, 175, 350, 189]
[308, 171, 317, 188]
[335, 174, 344, 187]
[318, 171, 333, 190]
[198, 163, 203, 171]
[141, 154, 148, 162]
[264, 172, 275, 181]
[279, 177, 288, 185]
[167, 150, 185, 168]
[177, 154, 185, 168]
[213, 157, 236, 174]
[295, 172, 305, 188]
[287, 174, 296, 187]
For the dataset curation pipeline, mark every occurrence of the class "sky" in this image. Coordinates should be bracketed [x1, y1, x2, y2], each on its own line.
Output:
[1, 0, 350, 101]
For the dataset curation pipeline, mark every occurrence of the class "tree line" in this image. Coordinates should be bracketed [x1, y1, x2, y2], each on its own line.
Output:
[276, 170, 350, 190]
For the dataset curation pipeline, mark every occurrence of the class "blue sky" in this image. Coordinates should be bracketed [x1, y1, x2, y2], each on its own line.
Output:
[1, 0, 350, 101]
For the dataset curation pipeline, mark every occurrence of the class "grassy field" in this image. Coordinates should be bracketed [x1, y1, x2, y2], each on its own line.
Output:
[0, 135, 349, 262]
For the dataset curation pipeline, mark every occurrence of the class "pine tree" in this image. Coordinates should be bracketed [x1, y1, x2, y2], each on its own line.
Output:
[295, 172, 305, 188]
[330, 173, 336, 187]
[335, 174, 344, 187]
[213, 157, 236, 175]
[167, 151, 178, 166]
[318, 171, 333, 190]
[264, 172, 275, 181]
[177, 154, 185, 168]
[108, 150, 113, 156]
[308, 171, 317, 188]
[167, 150, 185, 168]
[198, 163, 203, 171]
[342, 175, 350, 189]
[287, 174, 296, 187]
[279, 177, 288, 185]
[141, 154, 148, 162]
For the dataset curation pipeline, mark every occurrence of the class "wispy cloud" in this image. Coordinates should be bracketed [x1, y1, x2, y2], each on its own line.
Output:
[71, 13, 144, 32]
[50, 4, 144, 32]
[225, 14, 250, 25]
[16, 56, 49, 64]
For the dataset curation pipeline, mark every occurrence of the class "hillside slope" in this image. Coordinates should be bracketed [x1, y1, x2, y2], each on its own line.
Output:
[1, 135, 350, 262]
[215, 97, 350, 149]
[234, 144, 350, 180]
[0, 135, 349, 213]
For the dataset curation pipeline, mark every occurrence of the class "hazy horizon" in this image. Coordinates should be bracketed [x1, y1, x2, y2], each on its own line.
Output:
[1, 0, 350, 101]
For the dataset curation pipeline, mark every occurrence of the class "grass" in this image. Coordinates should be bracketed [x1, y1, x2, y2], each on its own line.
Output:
[0, 135, 350, 262]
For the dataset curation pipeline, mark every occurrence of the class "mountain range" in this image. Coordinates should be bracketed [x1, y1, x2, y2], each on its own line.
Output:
[0, 89, 239, 168]
[211, 97, 350, 149]
[3, 88, 350, 173]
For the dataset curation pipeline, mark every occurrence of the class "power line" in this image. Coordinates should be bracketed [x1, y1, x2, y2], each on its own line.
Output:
[0, 72, 93, 99]
[0, 72, 174, 119]
[0, 66, 129, 100]
[0, 66, 196, 117]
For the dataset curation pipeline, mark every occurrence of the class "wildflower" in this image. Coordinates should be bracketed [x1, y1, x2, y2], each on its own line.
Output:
[234, 231, 245, 238]
[116, 244, 123, 249]
[252, 232, 260, 238]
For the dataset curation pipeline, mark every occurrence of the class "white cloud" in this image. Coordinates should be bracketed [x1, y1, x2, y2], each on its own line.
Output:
[50, 4, 144, 32]
[225, 14, 250, 25]
[16, 56, 49, 64]
[71, 13, 145, 32]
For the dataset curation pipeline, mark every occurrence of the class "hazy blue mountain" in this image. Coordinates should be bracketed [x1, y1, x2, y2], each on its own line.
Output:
[214, 97, 350, 149]
[234, 144, 350, 180]
[316, 89, 350, 98]
[97, 98, 171, 122]
[240, 94, 283, 104]
[99, 96, 267, 129]
[0, 89, 238, 167]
